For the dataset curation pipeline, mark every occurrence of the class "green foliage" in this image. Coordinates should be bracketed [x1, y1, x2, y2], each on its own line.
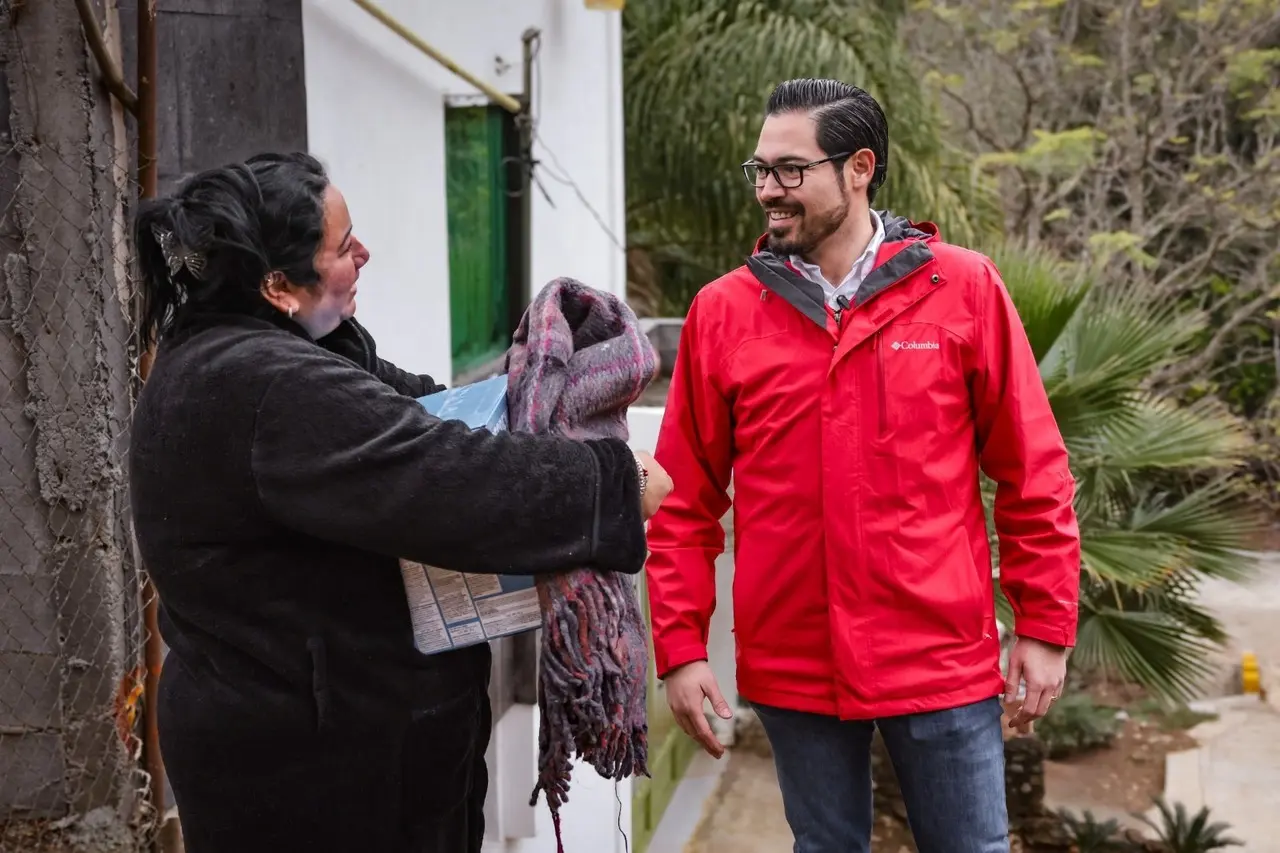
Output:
[911, 0, 1280, 431]
[622, 0, 1001, 313]
[1085, 232, 1158, 272]
[987, 241, 1266, 702]
[1035, 692, 1121, 759]
[975, 126, 1107, 177]
[1056, 808, 1129, 852]
[1059, 799, 1244, 852]
[1139, 798, 1244, 852]
[1222, 48, 1280, 97]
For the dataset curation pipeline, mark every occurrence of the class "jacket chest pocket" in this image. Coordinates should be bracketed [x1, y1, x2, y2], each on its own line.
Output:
[871, 324, 961, 450]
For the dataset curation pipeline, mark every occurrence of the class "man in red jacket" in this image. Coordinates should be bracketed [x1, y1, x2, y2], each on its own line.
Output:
[645, 78, 1081, 852]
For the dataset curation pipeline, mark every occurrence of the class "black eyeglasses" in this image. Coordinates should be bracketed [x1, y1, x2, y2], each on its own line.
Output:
[741, 152, 852, 189]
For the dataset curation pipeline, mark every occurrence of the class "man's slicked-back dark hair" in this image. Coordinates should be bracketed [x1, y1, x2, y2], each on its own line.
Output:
[766, 78, 889, 202]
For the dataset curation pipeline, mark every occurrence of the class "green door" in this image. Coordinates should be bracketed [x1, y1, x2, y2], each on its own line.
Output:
[445, 105, 516, 373]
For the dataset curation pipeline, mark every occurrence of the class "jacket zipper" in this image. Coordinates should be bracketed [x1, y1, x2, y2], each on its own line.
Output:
[833, 294, 851, 337]
[875, 332, 887, 437]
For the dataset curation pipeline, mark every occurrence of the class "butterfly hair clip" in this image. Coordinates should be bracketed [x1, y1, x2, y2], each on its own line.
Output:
[151, 224, 207, 281]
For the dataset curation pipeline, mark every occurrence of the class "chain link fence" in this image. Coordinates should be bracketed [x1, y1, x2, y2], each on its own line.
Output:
[0, 5, 160, 850]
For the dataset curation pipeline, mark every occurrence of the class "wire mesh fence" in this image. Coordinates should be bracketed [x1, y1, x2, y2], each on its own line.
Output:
[0, 11, 159, 849]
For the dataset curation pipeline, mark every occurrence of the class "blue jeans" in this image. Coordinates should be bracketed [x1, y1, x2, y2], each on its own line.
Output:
[753, 697, 1009, 853]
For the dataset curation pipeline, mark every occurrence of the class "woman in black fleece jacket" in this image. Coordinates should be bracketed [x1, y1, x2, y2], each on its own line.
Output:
[127, 152, 671, 853]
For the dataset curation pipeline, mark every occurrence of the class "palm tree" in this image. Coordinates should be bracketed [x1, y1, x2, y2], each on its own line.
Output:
[989, 242, 1265, 703]
[623, 0, 1001, 314]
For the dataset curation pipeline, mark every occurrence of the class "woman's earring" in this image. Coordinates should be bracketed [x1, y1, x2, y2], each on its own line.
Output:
[287, 305, 296, 319]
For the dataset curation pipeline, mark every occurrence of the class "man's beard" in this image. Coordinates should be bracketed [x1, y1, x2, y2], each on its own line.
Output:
[764, 197, 850, 257]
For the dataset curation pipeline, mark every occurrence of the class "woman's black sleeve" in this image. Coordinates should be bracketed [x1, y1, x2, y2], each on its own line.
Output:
[372, 356, 446, 398]
[249, 347, 646, 576]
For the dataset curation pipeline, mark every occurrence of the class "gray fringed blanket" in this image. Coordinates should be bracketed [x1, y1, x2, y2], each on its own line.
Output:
[505, 277, 657, 849]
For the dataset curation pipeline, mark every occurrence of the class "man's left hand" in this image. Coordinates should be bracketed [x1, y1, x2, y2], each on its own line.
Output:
[1004, 636, 1069, 730]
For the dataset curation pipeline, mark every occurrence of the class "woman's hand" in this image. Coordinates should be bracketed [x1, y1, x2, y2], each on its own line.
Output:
[633, 451, 673, 519]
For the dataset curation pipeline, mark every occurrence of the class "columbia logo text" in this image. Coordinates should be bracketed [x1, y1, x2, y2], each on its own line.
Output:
[890, 341, 940, 351]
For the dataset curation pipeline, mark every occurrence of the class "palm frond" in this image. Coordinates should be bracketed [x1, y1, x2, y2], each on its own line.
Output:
[1080, 528, 1187, 588]
[984, 240, 1091, 363]
[1070, 395, 1253, 502]
[1041, 287, 1209, 440]
[1134, 576, 1230, 645]
[1078, 481, 1261, 585]
[1061, 283, 1206, 385]
[1082, 395, 1252, 473]
[1125, 481, 1266, 582]
[1072, 604, 1218, 703]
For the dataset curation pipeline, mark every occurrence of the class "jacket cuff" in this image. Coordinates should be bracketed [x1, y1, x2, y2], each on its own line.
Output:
[655, 642, 710, 680]
[1014, 618, 1076, 649]
[584, 438, 647, 575]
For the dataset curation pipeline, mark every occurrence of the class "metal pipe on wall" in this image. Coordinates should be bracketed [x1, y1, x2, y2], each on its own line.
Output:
[509, 27, 541, 706]
[137, 0, 158, 198]
[135, 3, 168, 851]
[351, 0, 522, 115]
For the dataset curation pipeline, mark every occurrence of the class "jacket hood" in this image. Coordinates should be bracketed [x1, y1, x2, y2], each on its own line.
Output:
[751, 209, 936, 256]
[878, 210, 936, 243]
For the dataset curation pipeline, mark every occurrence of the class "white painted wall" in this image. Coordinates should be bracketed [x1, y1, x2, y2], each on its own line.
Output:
[301, 0, 627, 384]
[302, 2, 634, 851]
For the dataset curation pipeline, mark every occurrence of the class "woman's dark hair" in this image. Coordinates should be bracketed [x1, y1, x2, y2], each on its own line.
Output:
[765, 78, 889, 202]
[133, 151, 330, 346]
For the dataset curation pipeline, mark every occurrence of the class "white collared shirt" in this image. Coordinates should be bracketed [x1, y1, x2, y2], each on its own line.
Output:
[789, 211, 886, 309]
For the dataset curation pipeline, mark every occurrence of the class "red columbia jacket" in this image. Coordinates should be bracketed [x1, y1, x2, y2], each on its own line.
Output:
[645, 214, 1081, 719]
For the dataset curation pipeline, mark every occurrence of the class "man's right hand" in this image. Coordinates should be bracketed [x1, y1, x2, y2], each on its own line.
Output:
[633, 451, 673, 519]
[665, 660, 733, 759]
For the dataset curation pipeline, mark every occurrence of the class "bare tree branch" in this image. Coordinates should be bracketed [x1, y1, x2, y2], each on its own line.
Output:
[905, 0, 1280, 413]
[1156, 281, 1280, 388]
